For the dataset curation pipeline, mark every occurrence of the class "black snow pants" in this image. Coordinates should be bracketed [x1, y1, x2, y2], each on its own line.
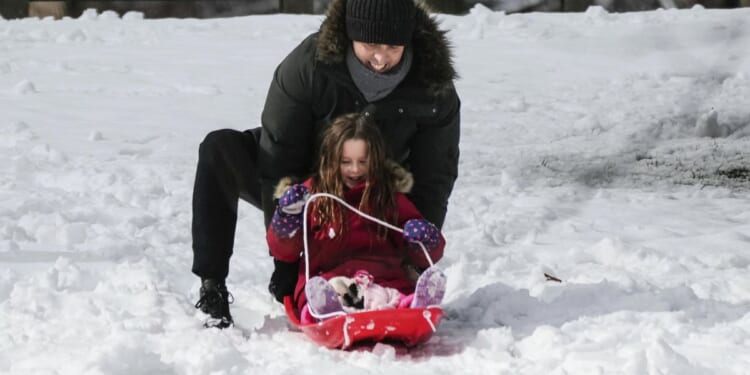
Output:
[191, 127, 265, 280]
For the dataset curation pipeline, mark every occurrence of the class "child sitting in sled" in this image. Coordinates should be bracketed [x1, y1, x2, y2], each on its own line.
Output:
[266, 112, 447, 322]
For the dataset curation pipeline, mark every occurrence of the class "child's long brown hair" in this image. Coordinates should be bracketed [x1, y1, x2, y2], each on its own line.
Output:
[312, 113, 397, 241]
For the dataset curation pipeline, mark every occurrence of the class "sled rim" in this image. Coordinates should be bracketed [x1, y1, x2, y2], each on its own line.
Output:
[283, 296, 443, 349]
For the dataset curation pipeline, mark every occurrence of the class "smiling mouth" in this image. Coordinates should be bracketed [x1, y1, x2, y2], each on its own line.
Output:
[346, 177, 365, 185]
[369, 62, 388, 72]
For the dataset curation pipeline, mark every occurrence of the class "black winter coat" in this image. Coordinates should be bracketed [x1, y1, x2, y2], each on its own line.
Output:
[258, 0, 460, 229]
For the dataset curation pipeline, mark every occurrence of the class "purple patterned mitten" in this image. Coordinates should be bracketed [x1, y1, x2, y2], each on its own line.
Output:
[271, 208, 302, 238]
[278, 184, 309, 215]
[402, 219, 440, 250]
[271, 184, 309, 238]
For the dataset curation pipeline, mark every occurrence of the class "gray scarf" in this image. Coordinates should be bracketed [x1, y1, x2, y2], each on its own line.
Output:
[346, 47, 413, 103]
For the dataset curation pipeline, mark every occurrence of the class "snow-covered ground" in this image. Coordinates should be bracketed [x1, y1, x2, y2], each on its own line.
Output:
[2, 5, 750, 374]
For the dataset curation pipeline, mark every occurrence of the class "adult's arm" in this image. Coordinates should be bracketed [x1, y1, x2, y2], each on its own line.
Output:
[407, 87, 461, 230]
[258, 36, 317, 228]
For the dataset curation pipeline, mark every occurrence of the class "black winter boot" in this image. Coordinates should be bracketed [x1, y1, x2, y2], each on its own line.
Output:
[195, 279, 234, 328]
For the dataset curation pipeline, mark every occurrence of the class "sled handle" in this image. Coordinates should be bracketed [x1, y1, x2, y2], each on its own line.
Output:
[302, 192, 436, 286]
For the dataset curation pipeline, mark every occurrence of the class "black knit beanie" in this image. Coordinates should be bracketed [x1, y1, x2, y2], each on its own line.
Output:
[345, 0, 417, 46]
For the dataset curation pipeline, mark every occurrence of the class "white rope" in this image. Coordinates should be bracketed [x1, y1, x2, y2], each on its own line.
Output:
[302, 192, 436, 321]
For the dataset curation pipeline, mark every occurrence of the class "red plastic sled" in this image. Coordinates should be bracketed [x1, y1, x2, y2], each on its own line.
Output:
[284, 296, 443, 349]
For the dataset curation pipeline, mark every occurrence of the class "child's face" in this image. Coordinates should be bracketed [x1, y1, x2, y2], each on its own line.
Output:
[340, 139, 369, 189]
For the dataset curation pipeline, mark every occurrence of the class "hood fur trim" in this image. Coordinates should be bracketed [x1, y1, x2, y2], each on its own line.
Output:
[274, 176, 298, 200]
[317, 0, 457, 96]
[273, 160, 413, 199]
[386, 160, 413, 194]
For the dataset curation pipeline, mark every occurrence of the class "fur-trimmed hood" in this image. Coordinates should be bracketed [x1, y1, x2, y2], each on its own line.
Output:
[274, 160, 414, 199]
[316, 0, 457, 96]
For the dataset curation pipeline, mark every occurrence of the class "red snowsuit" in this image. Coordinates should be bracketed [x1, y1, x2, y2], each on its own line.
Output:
[267, 177, 445, 313]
